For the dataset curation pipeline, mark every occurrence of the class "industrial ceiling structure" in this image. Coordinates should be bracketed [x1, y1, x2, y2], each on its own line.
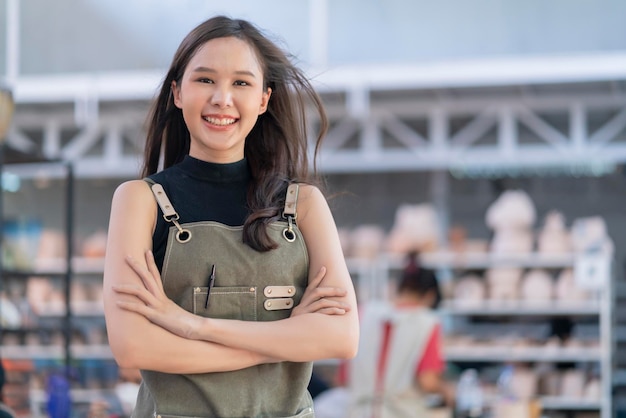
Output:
[3, 0, 626, 178]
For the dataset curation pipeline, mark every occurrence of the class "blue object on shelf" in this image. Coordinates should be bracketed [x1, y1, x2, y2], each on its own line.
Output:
[46, 374, 71, 418]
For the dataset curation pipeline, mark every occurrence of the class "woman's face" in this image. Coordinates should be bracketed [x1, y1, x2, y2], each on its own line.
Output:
[172, 36, 271, 163]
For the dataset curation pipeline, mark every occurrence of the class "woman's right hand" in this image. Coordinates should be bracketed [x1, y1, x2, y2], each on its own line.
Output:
[291, 266, 350, 317]
[113, 250, 204, 340]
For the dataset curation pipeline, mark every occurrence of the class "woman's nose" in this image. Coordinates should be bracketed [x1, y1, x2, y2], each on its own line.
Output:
[210, 86, 233, 108]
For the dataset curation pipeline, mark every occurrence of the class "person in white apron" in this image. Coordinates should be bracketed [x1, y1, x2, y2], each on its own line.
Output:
[102, 15, 359, 418]
[316, 252, 448, 418]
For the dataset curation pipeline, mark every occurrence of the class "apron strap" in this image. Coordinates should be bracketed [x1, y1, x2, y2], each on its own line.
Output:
[283, 183, 299, 218]
[281, 183, 300, 243]
[143, 178, 192, 243]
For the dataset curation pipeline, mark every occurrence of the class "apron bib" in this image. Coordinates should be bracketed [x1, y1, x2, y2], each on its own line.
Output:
[133, 182, 314, 418]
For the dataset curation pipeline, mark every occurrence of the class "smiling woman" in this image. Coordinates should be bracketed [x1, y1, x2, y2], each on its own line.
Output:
[102, 15, 359, 418]
[171, 37, 272, 163]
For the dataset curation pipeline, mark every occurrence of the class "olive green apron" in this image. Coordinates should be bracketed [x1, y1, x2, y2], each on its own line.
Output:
[133, 181, 314, 418]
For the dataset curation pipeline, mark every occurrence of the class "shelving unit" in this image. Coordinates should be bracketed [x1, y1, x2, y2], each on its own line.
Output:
[347, 250, 612, 418]
[613, 280, 626, 416]
[0, 159, 116, 417]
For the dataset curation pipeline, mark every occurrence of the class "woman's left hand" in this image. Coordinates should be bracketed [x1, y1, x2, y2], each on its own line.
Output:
[112, 251, 203, 340]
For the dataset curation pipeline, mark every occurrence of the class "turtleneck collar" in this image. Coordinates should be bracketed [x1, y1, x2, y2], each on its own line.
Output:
[179, 155, 250, 183]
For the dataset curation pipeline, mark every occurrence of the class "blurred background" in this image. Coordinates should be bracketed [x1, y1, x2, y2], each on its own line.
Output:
[1, 0, 626, 417]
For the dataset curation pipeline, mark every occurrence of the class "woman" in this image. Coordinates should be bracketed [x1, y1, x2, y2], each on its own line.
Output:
[103, 16, 359, 418]
[349, 252, 446, 417]
[316, 252, 446, 418]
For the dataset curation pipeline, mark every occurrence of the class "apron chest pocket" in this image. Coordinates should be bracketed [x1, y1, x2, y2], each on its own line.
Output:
[192, 286, 257, 321]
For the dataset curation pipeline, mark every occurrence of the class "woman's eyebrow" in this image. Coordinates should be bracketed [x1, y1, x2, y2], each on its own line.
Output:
[191, 66, 257, 78]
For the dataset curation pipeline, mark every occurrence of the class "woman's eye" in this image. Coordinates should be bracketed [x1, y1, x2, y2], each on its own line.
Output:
[234, 80, 249, 86]
[198, 78, 214, 84]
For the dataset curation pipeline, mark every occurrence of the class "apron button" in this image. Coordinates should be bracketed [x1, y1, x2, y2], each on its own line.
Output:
[250, 287, 255, 292]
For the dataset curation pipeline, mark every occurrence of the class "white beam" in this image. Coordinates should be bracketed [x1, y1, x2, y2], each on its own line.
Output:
[570, 102, 587, 153]
[450, 108, 497, 148]
[61, 125, 101, 160]
[308, 0, 328, 69]
[13, 71, 163, 103]
[381, 116, 427, 148]
[429, 107, 448, 151]
[43, 119, 62, 158]
[498, 107, 517, 156]
[589, 107, 626, 147]
[6, 0, 20, 83]
[517, 107, 568, 148]
[313, 52, 626, 92]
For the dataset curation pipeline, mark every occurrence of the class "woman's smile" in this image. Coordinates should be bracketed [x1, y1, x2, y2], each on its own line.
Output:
[202, 116, 237, 126]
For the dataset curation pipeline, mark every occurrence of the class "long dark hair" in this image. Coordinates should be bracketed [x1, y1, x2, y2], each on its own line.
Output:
[398, 252, 442, 308]
[141, 16, 328, 251]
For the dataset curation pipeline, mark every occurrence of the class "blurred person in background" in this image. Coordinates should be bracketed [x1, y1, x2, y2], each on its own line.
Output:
[87, 367, 142, 418]
[316, 251, 452, 418]
[0, 358, 16, 418]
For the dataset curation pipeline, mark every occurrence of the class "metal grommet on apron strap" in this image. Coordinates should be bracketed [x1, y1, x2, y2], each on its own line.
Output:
[150, 183, 192, 243]
[282, 183, 299, 242]
[168, 214, 192, 243]
[282, 216, 296, 242]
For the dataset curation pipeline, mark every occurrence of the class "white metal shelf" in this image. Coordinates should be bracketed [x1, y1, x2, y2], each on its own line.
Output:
[382, 251, 578, 270]
[29, 388, 117, 405]
[444, 345, 601, 363]
[540, 396, 601, 411]
[1, 345, 65, 359]
[1, 345, 112, 360]
[71, 344, 113, 360]
[440, 299, 600, 316]
[34, 257, 105, 275]
[37, 301, 104, 317]
[3, 257, 105, 276]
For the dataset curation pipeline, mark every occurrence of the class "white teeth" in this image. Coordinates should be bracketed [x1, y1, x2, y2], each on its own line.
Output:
[203, 116, 236, 126]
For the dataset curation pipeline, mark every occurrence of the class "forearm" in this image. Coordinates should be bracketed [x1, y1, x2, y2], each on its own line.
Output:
[107, 311, 274, 373]
[192, 311, 359, 362]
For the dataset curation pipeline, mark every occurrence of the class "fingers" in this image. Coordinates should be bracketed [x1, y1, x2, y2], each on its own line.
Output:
[115, 300, 150, 316]
[293, 296, 350, 316]
[307, 266, 327, 289]
[112, 284, 155, 306]
[125, 252, 162, 296]
[145, 250, 162, 285]
[125, 255, 152, 289]
[298, 265, 349, 317]
[306, 286, 347, 300]
[308, 298, 350, 313]
[316, 307, 347, 315]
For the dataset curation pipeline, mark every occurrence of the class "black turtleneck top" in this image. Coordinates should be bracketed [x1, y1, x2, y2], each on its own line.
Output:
[147, 155, 251, 271]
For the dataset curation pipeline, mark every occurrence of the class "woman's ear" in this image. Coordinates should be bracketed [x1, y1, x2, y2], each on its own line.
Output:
[259, 87, 272, 115]
[171, 80, 182, 109]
